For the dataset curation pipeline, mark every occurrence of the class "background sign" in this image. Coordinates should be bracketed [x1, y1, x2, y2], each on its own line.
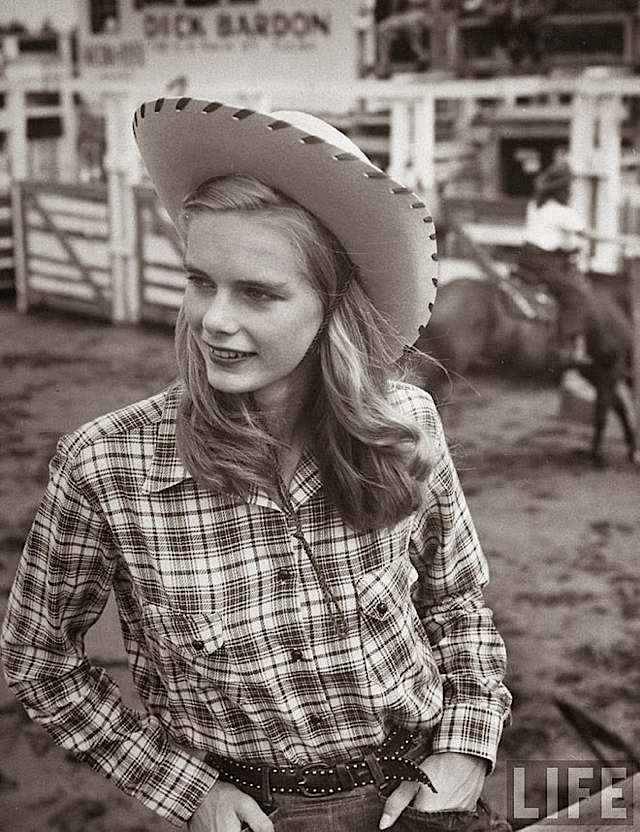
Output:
[78, 0, 359, 96]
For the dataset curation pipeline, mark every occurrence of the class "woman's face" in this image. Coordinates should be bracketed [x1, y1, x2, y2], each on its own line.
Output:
[182, 211, 324, 410]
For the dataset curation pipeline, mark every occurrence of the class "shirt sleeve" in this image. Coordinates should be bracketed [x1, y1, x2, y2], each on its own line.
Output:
[557, 203, 586, 235]
[0, 437, 218, 826]
[408, 400, 512, 771]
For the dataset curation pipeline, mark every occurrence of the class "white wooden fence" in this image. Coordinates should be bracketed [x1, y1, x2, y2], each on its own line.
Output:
[134, 185, 183, 324]
[0, 192, 13, 289]
[14, 180, 181, 324]
[7, 76, 640, 453]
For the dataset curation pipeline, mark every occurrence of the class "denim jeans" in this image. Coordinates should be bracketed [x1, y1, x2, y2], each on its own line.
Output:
[241, 785, 498, 832]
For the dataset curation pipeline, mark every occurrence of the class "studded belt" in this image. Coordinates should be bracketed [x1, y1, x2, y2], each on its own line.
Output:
[204, 728, 436, 800]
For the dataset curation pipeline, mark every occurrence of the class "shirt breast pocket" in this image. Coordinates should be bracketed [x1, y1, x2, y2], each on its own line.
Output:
[141, 602, 234, 693]
[357, 556, 419, 622]
[356, 558, 435, 690]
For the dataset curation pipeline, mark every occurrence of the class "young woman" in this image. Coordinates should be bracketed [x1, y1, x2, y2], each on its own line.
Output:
[1, 100, 511, 832]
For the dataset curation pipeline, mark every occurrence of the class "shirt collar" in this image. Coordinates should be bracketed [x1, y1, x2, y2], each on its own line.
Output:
[287, 449, 323, 510]
[142, 384, 192, 493]
[141, 384, 323, 508]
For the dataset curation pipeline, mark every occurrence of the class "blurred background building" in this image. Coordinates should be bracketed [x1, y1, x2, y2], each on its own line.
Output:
[0, 0, 638, 352]
[2, 0, 640, 190]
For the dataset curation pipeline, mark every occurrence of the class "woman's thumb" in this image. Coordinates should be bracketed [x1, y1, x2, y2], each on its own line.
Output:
[379, 781, 420, 829]
[238, 805, 275, 832]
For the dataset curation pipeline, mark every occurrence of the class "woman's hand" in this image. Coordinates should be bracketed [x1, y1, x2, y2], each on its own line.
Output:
[188, 780, 275, 832]
[379, 752, 487, 829]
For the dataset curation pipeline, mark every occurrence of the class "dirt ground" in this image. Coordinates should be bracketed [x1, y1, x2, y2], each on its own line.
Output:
[1, 299, 639, 832]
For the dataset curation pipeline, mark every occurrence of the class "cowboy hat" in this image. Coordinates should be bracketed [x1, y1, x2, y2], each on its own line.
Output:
[132, 97, 438, 355]
[535, 161, 572, 195]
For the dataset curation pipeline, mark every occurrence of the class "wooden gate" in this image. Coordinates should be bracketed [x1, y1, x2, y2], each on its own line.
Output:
[15, 181, 111, 318]
[135, 186, 184, 325]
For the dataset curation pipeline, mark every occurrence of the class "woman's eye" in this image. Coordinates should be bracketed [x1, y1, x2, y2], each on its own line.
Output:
[185, 273, 211, 289]
[245, 287, 274, 301]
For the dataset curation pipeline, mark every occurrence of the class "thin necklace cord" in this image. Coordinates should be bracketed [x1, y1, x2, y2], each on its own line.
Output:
[272, 463, 349, 637]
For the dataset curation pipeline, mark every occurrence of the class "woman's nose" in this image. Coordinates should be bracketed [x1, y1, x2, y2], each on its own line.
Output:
[201, 294, 240, 335]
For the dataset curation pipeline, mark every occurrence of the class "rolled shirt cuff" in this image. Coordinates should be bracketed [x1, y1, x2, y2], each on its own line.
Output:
[430, 703, 509, 774]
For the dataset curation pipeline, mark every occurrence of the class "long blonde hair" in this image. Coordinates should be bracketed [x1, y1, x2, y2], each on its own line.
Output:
[175, 175, 435, 530]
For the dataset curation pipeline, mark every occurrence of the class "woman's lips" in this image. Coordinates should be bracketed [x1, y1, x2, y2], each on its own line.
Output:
[206, 345, 256, 363]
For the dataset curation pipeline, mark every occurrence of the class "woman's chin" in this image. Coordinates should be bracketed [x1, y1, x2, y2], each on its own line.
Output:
[204, 366, 254, 394]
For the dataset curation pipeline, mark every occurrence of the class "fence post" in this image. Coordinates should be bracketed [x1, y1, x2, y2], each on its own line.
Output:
[7, 84, 29, 313]
[569, 90, 596, 272]
[414, 92, 436, 205]
[58, 82, 78, 183]
[11, 182, 28, 313]
[388, 99, 412, 183]
[104, 92, 140, 323]
[7, 82, 27, 182]
[591, 94, 623, 274]
[631, 257, 640, 461]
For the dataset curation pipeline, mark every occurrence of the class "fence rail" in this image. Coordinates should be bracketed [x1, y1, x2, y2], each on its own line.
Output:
[0, 192, 14, 289]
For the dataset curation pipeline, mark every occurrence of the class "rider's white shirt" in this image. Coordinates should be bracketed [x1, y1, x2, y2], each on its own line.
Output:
[524, 198, 585, 251]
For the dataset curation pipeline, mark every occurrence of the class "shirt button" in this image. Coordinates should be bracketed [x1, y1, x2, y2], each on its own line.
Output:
[375, 601, 388, 616]
[277, 568, 294, 582]
[291, 649, 304, 662]
[191, 640, 205, 651]
[309, 714, 323, 726]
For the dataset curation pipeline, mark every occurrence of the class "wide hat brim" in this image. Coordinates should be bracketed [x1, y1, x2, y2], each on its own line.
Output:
[133, 97, 438, 355]
[535, 163, 572, 194]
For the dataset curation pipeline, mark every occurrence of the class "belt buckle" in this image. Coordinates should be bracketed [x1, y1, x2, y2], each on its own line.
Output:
[296, 763, 329, 797]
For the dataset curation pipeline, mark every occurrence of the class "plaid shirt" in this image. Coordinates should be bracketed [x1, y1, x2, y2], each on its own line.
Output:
[1, 381, 510, 827]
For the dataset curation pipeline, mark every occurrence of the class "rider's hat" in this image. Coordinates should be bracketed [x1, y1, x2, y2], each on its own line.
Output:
[535, 162, 572, 196]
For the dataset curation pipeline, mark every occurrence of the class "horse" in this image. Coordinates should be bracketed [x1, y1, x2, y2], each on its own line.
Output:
[406, 274, 556, 402]
[410, 271, 638, 468]
[554, 276, 638, 468]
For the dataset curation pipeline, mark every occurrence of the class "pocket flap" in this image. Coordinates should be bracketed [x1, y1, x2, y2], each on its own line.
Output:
[356, 559, 419, 621]
[142, 603, 225, 656]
